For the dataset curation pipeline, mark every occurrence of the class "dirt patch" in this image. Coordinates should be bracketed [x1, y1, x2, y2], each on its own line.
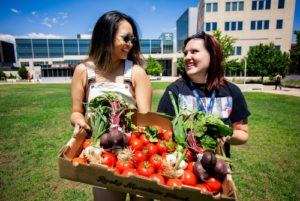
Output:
[152, 89, 165, 95]
[14, 113, 22, 115]
[59, 119, 66, 122]
[23, 107, 40, 111]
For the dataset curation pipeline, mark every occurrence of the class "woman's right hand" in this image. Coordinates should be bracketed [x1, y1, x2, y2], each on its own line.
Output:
[73, 118, 91, 134]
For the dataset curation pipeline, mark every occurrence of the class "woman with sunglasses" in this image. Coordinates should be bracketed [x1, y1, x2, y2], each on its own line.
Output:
[70, 11, 152, 201]
[157, 32, 250, 158]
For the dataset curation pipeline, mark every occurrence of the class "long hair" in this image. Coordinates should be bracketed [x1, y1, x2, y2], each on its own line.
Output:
[86, 11, 144, 74]
[181, 32, 227, 92]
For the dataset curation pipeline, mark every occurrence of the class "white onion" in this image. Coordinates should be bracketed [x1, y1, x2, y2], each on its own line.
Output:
[166, 154, 177, 166]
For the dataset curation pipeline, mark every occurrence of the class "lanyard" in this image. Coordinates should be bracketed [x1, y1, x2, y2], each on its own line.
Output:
[190, 81, 216, 114]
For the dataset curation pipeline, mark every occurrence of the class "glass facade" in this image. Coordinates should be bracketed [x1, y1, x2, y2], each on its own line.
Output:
[159, 33, 173, 53]
[64, 39, 78, 55]
[41, 64, 75, 78]
[48, 39, 63, 58]
[177, 9, 189, 52]
[32, 39, 48, 58]
[151, 40, 162, 54]
[140, 40, 151, 54]
[157, 60, 172, 76]
[79, 39, 90, 55]
[16, 39, 33, 59]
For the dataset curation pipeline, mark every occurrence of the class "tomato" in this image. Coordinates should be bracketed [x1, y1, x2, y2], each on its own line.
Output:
[163, 130, 173, 142]
[139, 134, 150, 146]
[129, 138, 143, 151]
[133, 127, 145, 138]
[122, 168, 139, 176]
[156, 141, 168, 153]
[166, 178, 182, 187]
[108, 166, 120, 174]
[149, 154, 162, 169]
[161, 152, 168, 160]
[187, 161, 195, 171]
[149, 174, 165, 185]
[180, 170, 197, 186]
[199, 146, 210, 153]
[82, 139, 91, 149]
[116, 159, 135, 173]
[186, 151, 196, 162]
[152, 125, 164, 139]
[72, 157, 86, 166]
[137, 161, 155, 177]
[101, 153, 116, 167]
[205, 177, 222, 193]
[144, 143, 158, 156]
[195, 183, 212, 192]
[133, 150, 148, 165]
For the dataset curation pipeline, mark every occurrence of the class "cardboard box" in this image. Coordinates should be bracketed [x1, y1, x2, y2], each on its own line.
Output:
[59, 112, 237, 201]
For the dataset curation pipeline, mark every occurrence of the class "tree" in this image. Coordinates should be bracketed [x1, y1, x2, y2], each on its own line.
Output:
[178, 56, 185, 74]
[0, 70, 7, 80]
[145, 55, 163, 75]
[247, 42, 291, 83]
[212, 30, 240, 72]
[18, 64, 28, 79]
[289, 30, 300, 74]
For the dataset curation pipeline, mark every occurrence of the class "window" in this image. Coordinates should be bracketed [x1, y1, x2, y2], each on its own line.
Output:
[278, 0, 285, 8]
[226, 2, 244, 11]
[232, 47, 242, 55]
[250, 20, 269, 30]
[252, 0, 271, 10]
[33, 62, 45, 66]
[249, 46, 253, 50]
[203, 3, 218, 13]
[276, 20, 283, 29]
[224, 21, 243, 31]
[275, 45, 281, 50]
[20, 62, 29, 66]
[201, 22, 217, 31]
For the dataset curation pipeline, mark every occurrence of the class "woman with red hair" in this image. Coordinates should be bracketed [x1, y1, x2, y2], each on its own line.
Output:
[157, 32, 250, 157]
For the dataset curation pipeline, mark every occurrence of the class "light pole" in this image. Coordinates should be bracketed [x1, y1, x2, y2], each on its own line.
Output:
[244, 55, 248, 85]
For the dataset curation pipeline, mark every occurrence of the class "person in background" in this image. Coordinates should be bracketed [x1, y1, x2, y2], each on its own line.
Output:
[70, 11, 152, 201]
[274, 72, 282, 90]
[157, 31, 250, 158]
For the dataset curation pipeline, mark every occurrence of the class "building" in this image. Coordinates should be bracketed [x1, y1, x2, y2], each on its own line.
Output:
[15, 33, 183, 82]
[177, 7, 198, 52]
[0, 40, 16, 68]
[197, 0, 295, 76]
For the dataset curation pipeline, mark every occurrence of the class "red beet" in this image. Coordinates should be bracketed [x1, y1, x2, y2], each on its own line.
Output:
[213, 159, 228, 178]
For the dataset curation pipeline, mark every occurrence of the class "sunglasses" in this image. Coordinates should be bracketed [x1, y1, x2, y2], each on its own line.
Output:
[192, 31, 205, 38]
[118, 34, 137, 45]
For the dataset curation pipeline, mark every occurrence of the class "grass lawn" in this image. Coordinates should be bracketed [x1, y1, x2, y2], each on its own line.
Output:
[0, 83, 300, 201]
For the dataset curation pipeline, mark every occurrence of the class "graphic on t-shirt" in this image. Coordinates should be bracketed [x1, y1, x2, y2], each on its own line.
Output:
[178, 94, 233, 118]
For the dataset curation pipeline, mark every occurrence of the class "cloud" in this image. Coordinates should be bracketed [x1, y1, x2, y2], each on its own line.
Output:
[52, 18, 58, 24]
[62, 16, 67, 19]
[11, 8, 21, 13]
[151, 6, 156, 11]
[28, 20, 34, 23]
[171, 27, 177, 30]
[58, 12, 67, 15]
[32, 11, 38, 16]
[60, 21, 67, 26]
[41, 17, 52, 27]
[88, 28, 93, 31]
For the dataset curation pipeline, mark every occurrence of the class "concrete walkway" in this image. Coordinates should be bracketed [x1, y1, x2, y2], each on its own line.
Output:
[1, 76, 300, 97]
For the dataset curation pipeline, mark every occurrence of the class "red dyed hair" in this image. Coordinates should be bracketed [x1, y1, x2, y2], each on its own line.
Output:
[181, 32, 227, 92]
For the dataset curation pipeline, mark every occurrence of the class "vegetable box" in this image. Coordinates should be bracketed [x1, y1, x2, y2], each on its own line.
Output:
[58, 112, 237, 201]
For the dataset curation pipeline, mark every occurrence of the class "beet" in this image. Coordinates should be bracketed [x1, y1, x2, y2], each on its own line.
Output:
[108, 130, 124, 144]
[100, 133, 113, 148]
[111, 145, 123, 155]
[201, 152, 217, 168]
[213, 159, 228, 178]
[120, 134, 129, 147]
[193, 161, 211, 181]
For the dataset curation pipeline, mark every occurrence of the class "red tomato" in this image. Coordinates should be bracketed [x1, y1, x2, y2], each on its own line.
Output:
[163, 130, 173, 142]
[129, 139, 143, 151]
[82, 139, 91, 149]
[152, 125, 164, 139]
[139, 134, 150, 146]
[180, 170, 197, 187]
[149, 154, 162, 169]
[133, 127, 144, 138]
[108, 166, 120, 174]
[199, 146, 210, 153]
[187, 161, 195, 171]
[195, 183, 212, 192]
[72, 157, 86, 166]
[116, 159, 135, 173]
[205, 177, 222, 193]
[186, 151, 196, 162]
[149, 174, 165, 185]
[122, 168, 139, 176]
[166, 179, 182, 187]
[161, 152, 168, 160]
[101, 153, 116, 167]
[133, 150, 148, 165]
[156, 141, 168, 153]
[144, 143, 158, 156]
[137, 162, 155, 177]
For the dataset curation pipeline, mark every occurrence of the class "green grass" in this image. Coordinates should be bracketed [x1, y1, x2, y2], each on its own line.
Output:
[0, 83, 300, 201]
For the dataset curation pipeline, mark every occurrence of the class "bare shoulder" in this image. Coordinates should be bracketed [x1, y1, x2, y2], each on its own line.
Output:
[72, 63, 87, 86]
[132, 64, 146, 74]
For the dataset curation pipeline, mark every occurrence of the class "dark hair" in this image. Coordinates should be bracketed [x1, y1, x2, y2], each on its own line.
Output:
[86, 11, 144, 74]
[181, 32, 227, 92]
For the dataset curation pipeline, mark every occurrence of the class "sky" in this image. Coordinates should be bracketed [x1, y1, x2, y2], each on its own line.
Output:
[0, 0, 299, 64]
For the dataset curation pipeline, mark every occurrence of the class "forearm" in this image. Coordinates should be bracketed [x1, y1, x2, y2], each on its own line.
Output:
[228, 118, 249, 145]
